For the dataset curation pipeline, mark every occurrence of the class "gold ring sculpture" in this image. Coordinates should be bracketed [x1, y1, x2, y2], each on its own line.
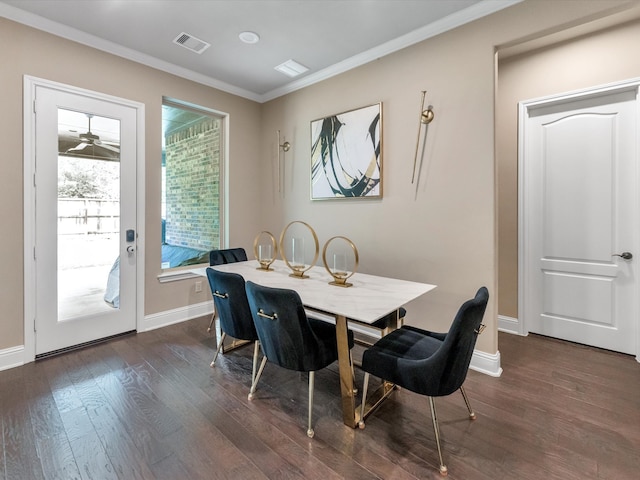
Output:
[253, 231, 278, 271]
[322, 236, 359, 287]
[278, 221, 319, 279]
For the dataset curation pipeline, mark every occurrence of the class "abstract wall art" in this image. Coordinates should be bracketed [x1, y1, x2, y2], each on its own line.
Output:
[310, 103, 382, 200]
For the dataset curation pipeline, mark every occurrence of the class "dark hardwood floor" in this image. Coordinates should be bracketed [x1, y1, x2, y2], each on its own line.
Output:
[1, 317, 638, 479]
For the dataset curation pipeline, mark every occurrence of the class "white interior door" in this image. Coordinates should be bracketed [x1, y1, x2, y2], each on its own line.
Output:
[32, 84, 138, 356]
[521, 86, 638, 356]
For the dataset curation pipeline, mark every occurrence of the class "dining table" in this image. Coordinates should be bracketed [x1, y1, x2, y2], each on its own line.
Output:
[191, 259, 436, 428]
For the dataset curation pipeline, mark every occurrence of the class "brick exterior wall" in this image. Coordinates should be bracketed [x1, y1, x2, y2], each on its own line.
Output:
[164, 117, 220, 250]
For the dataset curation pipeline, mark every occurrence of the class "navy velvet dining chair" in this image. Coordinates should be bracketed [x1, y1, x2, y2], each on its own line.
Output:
[207, 248, 248, 333]
[245, 281, 355, 438]
[209, 247, 248, 265]
[205, 268, 260, 388]
[358, 286, 489, 476]
[350, 307, 407, 348]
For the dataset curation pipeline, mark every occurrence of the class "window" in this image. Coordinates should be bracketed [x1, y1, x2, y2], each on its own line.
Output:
[161, 99, 223, 269]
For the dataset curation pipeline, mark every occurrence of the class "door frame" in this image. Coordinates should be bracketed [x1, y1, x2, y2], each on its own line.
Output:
[518, 77, 640, 362]
[23, 76, 146, 363]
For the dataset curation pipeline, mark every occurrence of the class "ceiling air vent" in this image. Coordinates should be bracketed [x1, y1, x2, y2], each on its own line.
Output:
[173, 32, 210, 54]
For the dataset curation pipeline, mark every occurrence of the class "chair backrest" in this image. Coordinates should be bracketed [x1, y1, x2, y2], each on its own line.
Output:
[431, 286, 489, 396]
[245, 281, 338, 372]
[206, 268, 257, 341]
[209, 248, 247, 266]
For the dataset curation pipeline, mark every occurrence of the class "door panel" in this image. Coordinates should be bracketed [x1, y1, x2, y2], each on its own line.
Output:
[524, 88, 638, 354]
[34, 85, 137, 355]
[542, 114, 613, 259]
[542, 272, 613, 325]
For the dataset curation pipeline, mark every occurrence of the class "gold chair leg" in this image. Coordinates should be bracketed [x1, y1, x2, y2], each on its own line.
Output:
[358, 372, 370, 429]
[428, 397, 448, 476]
[210, 332, 226, 367]
[207, 309, 217, 333]
[350, 352, 358, 395]
[248, 356, 268, 400]
[459, 385, 476, 420]
[251, 341, 260, 385]
[307, 371, 315, 438]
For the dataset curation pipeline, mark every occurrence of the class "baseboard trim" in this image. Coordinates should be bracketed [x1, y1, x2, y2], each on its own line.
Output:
[498, 314, 520, 335]
[141, 300, 213, 332]
[0, 345, 25, 372]
[470, 349, 502, 377]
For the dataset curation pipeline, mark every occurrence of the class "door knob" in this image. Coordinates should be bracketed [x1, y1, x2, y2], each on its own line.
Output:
[126, 245, 135, 254]
[613, 252, 633, 260]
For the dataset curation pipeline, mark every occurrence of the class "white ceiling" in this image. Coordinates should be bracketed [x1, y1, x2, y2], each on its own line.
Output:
[0, 0, 520, 102]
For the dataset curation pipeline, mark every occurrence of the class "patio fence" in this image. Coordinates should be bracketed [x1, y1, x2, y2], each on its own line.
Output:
[58, 198, 119, 236]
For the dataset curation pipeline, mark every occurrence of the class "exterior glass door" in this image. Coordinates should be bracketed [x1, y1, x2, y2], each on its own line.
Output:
[33, 85, 138, 356]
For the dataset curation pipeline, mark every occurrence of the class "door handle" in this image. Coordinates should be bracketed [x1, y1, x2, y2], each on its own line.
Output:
[613, 252, 633, 260]
[126, 245, 135, 254]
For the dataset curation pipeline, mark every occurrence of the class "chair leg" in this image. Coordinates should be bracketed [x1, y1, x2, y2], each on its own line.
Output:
[248, 356, 268, 400]
[459, 386, 476, 420]
[428, 397, 448, 476]
[207, 309, 217, 333]
[251, 340, 260, 386]
[307, 371, 315, 438]
[358, 372, 370, 429]
[350, 352, 357, 394]
[210, 332, 226, 367]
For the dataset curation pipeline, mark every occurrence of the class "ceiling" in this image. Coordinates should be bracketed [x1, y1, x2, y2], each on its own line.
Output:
[0, 0, 520, 102]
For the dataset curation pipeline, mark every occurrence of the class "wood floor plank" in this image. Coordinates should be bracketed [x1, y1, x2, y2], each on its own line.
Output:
[108, 331, 274, 479]
[34, 431, 81, 480]
[86, 403, 157, 480]
[2, 318, 638, 480]
[148, 318, 374, 478]
[74, 345, 176, 467]
[2, 377, 46, 480]
[132, 335, 317, 479]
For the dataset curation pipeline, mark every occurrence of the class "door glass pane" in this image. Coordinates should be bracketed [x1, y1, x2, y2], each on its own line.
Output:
[57, 109, 121, 321]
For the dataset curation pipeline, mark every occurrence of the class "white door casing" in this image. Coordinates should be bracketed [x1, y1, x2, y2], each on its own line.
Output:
[23, 76, 145, 360]
[520, 81, 639, 360]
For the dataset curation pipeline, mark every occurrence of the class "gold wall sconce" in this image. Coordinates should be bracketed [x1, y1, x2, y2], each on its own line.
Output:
[322, 236, 359, 287]
[279, 220, 319, 278]
[277, 130, 291, 193]
[412, 90, 435, 184]
[253, 231, 278, 271]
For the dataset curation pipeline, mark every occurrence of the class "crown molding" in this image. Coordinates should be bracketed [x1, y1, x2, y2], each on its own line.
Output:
[1, 0, 522, 103]
[260, 0, 523, 102]
[0, 2, 262, 102]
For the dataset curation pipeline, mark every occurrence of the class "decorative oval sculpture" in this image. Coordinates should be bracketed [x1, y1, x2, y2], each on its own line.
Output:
[322, 236, 359, 287]
[253, 231, 278, 271]
[278, 221, 319, 279]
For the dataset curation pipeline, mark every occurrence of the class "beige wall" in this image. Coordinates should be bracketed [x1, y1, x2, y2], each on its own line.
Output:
[1, 0, 638, 361]
[0, 17, 262, 350]
[497, 15, 640, 319]
[257, 0, 640, 356]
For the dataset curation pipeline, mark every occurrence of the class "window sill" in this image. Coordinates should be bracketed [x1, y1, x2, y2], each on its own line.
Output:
[157, 265, 206, 283]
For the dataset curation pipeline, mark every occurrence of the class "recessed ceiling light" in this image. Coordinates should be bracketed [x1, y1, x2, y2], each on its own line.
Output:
[239, 31, 260, 44]
[274, 59, 309, 78]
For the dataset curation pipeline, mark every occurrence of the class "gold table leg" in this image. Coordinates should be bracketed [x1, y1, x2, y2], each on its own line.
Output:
[353, 309, 402, 426]
[336, 311, 402, 428]
[335, 314, 357, 428]
[358, 381, 397, 424]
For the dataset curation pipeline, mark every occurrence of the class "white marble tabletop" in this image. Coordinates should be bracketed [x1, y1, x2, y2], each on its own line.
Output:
[191, 259, 436, 324]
